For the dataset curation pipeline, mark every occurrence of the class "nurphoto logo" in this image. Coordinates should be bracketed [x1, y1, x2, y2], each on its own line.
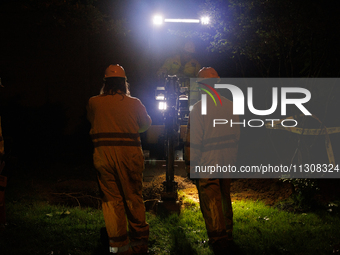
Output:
[190, 78, 340, 179]
[195, 79, 312, 129]
[200, 84, 311, 116]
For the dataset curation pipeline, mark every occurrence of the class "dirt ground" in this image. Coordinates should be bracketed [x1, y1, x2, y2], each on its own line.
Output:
[143, 175, 294, 208]
[31, 172, 339, 210]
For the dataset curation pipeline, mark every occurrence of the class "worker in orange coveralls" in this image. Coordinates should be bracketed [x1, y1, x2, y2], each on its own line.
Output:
[87, 64, 152, 254]
[185, 67, 240, 255]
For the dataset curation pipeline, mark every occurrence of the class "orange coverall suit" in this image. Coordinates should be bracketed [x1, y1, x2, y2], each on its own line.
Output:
[185, 95, 240, 244]
[87, 94, 151, 252]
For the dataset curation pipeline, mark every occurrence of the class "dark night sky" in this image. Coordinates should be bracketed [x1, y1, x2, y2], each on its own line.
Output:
[0, 0, 219, 134]
[0, 0, 216, 160]
[0, 0, 339, 163]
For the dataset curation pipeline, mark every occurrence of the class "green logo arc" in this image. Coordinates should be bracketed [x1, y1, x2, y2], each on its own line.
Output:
[197, 82, 223, 107]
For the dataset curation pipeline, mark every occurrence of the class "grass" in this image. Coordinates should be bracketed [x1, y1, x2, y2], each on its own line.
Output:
[147, 206, 210, 255]
[1, 181, 340, 255]
[2, 202, 105, 255]
[233, 200, 340, 254]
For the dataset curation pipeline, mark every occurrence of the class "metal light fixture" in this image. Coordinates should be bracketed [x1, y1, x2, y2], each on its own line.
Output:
[153, 15, 210, 25]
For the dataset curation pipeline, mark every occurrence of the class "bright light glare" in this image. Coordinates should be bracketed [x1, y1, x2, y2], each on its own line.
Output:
[153, 15, 163, 25]
[164, 19, 200, 23]
[156, 95, 165, 101]
[201, 16, 210, 25]
[155, 87, 165, 100]
[189, 105, 194, 111]
[159, 102, 167, 110]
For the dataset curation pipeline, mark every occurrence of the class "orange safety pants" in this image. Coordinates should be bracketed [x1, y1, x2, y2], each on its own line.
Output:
[94, 147, 149, 253]
[196, 178, 233, 244]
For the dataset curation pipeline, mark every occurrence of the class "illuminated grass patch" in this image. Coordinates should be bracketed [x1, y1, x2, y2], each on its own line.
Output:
[1, 191, 339, 254]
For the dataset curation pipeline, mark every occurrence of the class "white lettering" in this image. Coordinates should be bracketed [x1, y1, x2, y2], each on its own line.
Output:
[281, 87, 312, 115]
[248, 87, 278, 115]
[200, 85, 311, 116]
[247, 119, 264, 127]
[281, 119, 298, 127]
[213, 119, 228, 127]
[230, 119, 246, 127]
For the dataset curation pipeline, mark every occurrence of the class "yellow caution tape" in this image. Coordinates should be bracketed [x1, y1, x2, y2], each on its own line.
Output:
[265, 125, 340, 135]
[265, 115, 338, 165]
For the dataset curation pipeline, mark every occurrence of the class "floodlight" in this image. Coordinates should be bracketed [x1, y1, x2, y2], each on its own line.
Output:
[164, 19, 200, 23]
[155, 87, 165, 100]
[159, 102, 167, 110]
[201, 16, 210, 25]
[153, 15, 163, 25]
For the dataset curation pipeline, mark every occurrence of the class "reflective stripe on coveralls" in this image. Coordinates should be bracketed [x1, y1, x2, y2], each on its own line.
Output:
[91, 132, 141, 147]
[87, 94, 151, 252]
[185, 95, 240, 244]
[188, 134, 239, 152]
